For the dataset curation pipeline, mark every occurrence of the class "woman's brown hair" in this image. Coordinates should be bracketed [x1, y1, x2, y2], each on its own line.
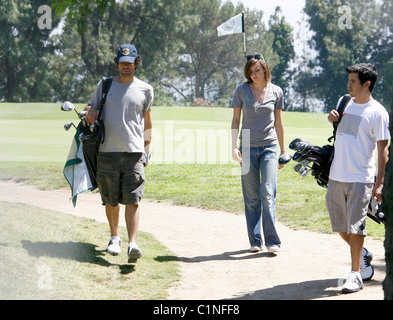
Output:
[244, 57, 271, 84]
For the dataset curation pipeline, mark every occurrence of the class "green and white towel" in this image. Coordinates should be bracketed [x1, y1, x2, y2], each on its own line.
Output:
[63, 129, 93, 207]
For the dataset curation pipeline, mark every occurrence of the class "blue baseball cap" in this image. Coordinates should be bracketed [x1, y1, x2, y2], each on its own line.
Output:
[117, 44, 138, 63]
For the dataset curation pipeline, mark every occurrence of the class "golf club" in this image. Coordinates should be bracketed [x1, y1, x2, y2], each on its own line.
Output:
[297, 143, 330, 157]
[293, 162, 302, 172]
[64, 121, 77, 131]
[293, 160, 311, 173]
[370, 198, 385, 220]
[61, 101, 88, 119]
[278, 153, 292, 165]
[90, 120, 100, 132]
[289, 138, 311, 151]
[299, 166, 311, 177]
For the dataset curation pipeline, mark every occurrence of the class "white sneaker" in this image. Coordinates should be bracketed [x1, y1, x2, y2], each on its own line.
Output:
[267, 245, 280, 253]
[107, 236, 121, 255]
[250, 246, 262, 253]
[128, 242, 142, 263]
[342, 271, 364, 294]
[360, 248, 374, 281]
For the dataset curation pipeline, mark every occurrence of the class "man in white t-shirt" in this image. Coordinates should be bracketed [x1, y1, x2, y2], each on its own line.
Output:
[326, 63, 390, 293]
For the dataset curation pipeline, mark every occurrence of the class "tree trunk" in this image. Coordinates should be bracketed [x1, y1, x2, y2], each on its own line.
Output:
[5, 56, 16, 101]
[195, 70, 203, 100]
[383, 109, 393, 300]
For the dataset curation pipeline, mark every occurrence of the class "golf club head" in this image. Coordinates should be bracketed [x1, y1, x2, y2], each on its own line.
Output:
[293, 162, 303, 172]
[64, 121, 76, 131]
[293, 160, 311, 172]
[299, 166, 311, 177]
[278, 153, 292, 165]
[297, 143, 320, 155]
[79, 133, 85, 142]
[61, 101, 75, 112]
[367, 199, 385, 224]
[78, 111, 87, 119]
[298, 143, 332, 159]
[305, 155, 323, 164]
[289, 138, 311, 151]
[293, 152, 323, 164]
[88, 120, 100, 132]
[292, 152, 307, 162]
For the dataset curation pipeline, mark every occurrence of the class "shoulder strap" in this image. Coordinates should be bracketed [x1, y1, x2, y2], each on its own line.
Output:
[328, 94, 352, 143]
[98, 77, 113, 118]
[336, 94, 351, 117]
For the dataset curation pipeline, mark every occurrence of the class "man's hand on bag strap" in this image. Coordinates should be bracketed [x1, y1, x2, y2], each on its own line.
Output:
[84, 104, 98, 125]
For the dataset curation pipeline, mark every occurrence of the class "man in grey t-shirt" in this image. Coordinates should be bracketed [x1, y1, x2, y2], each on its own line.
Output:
[84, 43, 153, 263]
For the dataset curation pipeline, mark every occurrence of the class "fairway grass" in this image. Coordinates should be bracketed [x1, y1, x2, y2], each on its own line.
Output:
[0, 202, 179, 300]
[0, 103, 385, 239]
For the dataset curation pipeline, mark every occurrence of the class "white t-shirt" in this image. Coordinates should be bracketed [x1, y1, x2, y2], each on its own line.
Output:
[329, 97, 390, 183]
[89, 77, 154, 153]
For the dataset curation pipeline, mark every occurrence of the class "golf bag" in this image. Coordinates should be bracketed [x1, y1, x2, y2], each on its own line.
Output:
[79, 77, 113, 190]
[289, 94, 352, 188]
[288, 95, 385, 224]
[289, 138, 334, 188]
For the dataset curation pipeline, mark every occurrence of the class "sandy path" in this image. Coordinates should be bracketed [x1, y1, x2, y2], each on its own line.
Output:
[0, 180, 386, 300]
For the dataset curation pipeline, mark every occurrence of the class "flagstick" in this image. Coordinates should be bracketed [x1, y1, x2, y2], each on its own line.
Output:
[242, 12, 246, 58]
[243, 32, 246, 58]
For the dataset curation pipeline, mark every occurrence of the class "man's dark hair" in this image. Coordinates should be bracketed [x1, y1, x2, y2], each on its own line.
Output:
[114, 55, 142, 70]
[346, 63, 378, 92]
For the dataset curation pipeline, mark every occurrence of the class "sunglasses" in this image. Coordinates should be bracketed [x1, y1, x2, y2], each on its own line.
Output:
[246, 54, 265, 62]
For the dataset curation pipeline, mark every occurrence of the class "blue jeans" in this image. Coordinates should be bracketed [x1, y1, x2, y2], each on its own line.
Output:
[240, 145, 281, 248]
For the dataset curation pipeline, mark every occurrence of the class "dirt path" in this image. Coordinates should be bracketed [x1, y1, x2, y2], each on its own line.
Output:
[0, 180, 386, 300]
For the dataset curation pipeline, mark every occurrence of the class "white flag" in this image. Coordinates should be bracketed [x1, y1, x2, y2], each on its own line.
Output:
[217, 13, 244, 37]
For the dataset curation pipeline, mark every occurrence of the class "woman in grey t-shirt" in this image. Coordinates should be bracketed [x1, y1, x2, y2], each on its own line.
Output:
[231, 54, 287, 254]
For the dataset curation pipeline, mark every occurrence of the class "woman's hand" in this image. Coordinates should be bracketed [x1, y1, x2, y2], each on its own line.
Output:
[232, 148, 242, 163]
[278, 150, 287, 170]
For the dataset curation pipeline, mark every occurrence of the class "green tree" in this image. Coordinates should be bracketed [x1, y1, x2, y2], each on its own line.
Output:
[367, 0, 393, 110]
[172, 0, 292, 105]
[50, 0, 184, 103]
[175, 0, 247, 103]
[2, 0, 294, 104]
[268, 7, 295, 101]
[303, 0, 380, 112]
[0, 0, 61, 102]
[45, 24, 96, 103]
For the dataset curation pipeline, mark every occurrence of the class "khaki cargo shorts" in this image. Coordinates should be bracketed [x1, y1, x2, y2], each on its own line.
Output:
[97, 152, 145, 207]
[325, 179, 373, 236]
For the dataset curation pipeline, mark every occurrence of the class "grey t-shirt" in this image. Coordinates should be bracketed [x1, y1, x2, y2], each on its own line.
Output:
[231, 82, 284, 147]
[89, 77, 154, 153]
